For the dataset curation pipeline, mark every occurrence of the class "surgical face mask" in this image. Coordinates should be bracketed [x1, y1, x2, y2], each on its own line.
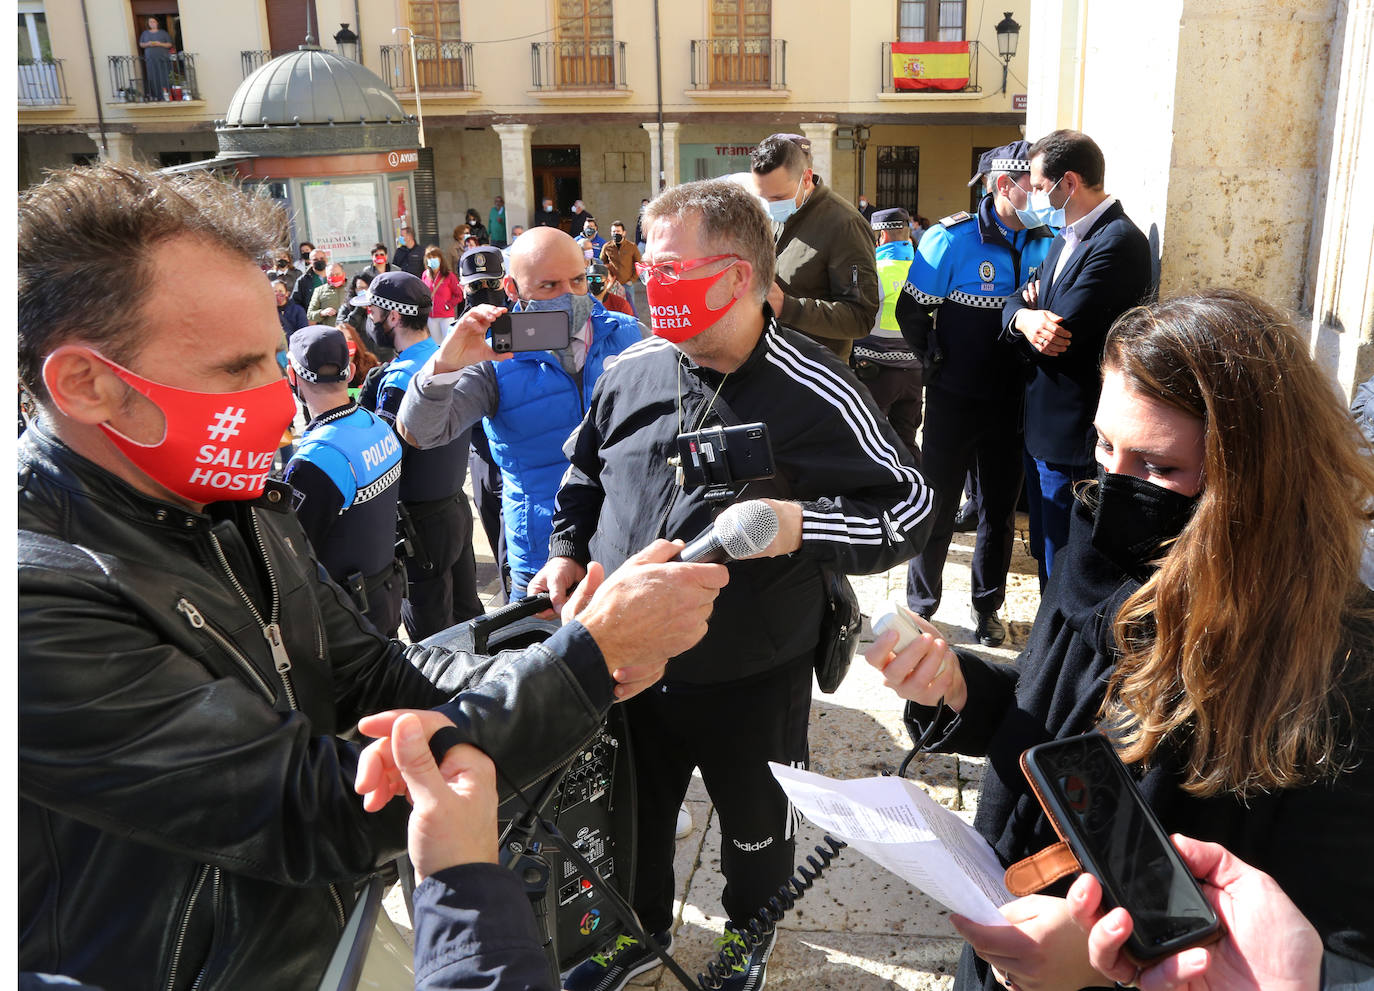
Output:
[1004, 180, 1040, 228]
[50, 349, 296, 504]
[1026, 176, 1071, 229]
[764, 174, 806, 225]
[426, 257, 440, 271]
[520, 291, 594, 340]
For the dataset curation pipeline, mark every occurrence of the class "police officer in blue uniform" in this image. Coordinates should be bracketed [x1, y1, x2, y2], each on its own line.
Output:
[285, 325, 405, 636]
[851, 207, 925, 466]
[896, 140, 1055, 646]
[361, 271, 485, 640]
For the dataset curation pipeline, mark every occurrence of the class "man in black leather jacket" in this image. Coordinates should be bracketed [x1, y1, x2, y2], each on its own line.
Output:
[17, 163, 727, 991]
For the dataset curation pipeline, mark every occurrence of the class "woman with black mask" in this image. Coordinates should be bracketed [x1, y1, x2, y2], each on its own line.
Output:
[867, 289, 1374, 991]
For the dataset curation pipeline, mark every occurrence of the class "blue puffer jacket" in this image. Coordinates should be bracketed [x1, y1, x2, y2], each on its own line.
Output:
[486, 305, 641, 577]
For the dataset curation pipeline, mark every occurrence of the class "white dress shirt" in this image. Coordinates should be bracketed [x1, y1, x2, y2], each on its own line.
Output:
[1052, 194, 1116, 285]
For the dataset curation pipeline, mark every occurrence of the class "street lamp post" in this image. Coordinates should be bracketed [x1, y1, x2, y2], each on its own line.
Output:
[995, 11, 1021, 95]
[333, 23, 359, 62]
[392, 25, 425, 147]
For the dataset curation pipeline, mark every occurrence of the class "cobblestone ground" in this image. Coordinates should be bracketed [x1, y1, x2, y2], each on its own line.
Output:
[383, 499, 1043, 990]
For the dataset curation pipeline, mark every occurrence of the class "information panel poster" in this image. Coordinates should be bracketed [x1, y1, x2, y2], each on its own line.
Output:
[301, 178, 381, 265]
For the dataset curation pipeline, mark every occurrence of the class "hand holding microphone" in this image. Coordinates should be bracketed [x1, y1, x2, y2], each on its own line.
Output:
[673, 498, 800, 562]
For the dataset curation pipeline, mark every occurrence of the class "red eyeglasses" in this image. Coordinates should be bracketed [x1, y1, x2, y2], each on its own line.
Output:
[634, 253, 742, 286]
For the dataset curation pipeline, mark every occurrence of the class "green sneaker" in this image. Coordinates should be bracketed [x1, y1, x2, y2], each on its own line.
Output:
[562, 929, 671, 991]
[708, 924, 776, 991]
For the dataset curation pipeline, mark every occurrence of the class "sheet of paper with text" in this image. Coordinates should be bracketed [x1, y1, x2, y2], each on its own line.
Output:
[770, 763, 1013, 927]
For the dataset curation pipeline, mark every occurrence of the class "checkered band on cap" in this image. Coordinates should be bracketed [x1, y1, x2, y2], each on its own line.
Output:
[366, 291, 421, 317]
[990, 157, 1031, 173]
[872, 218, 909, 230]
[287, 351, 347, 384]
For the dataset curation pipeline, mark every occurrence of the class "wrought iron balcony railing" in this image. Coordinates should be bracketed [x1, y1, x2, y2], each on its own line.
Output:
[380, 41, 476, 91]
[689, 38, 786, 90]
[239, 50, 298, 78]
[18, 58, 71, 106]
[108, 52, 200, 102]
[530, 40, 626, 90]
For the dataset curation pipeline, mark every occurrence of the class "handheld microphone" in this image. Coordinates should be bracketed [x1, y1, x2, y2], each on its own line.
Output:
[674, 500, 779, 563]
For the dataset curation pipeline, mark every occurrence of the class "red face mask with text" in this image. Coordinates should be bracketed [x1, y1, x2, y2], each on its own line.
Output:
[645, 262, 741, 344]
[52, 350, 296, 503]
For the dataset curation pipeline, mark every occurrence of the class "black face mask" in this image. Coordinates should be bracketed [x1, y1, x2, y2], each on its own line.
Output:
[1090, 467, 1200, 580]
[311, 259, 326, 272]
[371, 312, 396, 350]
[463, 287, 508, 311]
[612, 232, 624, 245]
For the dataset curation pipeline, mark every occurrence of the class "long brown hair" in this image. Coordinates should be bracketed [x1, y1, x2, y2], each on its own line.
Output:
[1101, 289, 1374, 796]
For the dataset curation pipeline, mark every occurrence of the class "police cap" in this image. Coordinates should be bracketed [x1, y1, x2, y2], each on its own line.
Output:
[459, 246, 505, 285]
[288, 326, 350, 383]
[968, 139, 1032, 187]
[366, 270, 431, 316]
[871, 207, 912, 231]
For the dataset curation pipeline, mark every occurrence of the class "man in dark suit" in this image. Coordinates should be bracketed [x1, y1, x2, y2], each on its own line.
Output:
[1002, 129, 1153, 586]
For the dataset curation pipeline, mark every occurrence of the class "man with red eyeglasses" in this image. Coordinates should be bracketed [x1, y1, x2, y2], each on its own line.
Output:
[534, 178, 934, 991]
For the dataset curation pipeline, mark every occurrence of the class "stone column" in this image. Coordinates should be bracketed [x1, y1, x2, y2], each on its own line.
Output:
[641, 121, 681, 191]
[493, 123, 534, 231]
[800, 122, 838, 187]
[1308, 0, 1374, 395]
[88, 131, 137, 163]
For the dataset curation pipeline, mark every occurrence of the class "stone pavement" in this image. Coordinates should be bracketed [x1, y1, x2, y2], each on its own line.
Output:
[385, 504, 1042, 990]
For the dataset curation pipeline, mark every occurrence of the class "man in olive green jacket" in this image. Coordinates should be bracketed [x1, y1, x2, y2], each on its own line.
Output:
[750, 133, 880, 363]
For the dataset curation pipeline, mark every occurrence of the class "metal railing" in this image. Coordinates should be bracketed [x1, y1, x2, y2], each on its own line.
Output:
[880, 40, 981, 93]
[108, 52, 200, 102]
[530, 40, 626, 90]
[689, 38, 786, 90]
[18, 58, 71, 106]
[380, 41, 476, 91]
[239, 49, 297, 77]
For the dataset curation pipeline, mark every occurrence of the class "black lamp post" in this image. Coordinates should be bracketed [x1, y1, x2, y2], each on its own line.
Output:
[333, 23, 359, 61]
[995, 11, 1021, 95]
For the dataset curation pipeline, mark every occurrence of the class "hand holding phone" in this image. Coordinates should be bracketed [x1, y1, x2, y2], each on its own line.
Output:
[488, 310, 571, 353]
[1067, 835, 1321, 991]
[1021, 733, 1223, 966]
[434, 303, 511, 374]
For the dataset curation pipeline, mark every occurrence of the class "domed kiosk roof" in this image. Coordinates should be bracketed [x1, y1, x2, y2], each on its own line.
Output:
[217, 47, 418, 156]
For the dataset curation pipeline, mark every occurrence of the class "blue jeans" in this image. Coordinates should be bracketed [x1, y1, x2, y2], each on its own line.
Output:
[1025, 456, 1094, 589]
[509, 569, 536, 601]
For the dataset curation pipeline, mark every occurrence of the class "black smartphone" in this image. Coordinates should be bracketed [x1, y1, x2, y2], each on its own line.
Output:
[489, 310, 571, 353]
[675, 422, 776, 489]
[1021, 732, 1222, 965]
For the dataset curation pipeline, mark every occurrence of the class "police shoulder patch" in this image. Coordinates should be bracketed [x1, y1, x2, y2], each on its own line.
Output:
[940, 211, 973, 228]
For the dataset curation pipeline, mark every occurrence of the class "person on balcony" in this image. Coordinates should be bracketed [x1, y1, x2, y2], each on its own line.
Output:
[138, 17, 174, 101]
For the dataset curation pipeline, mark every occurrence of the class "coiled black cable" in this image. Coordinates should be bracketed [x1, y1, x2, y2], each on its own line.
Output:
[694, 835, 847, 990]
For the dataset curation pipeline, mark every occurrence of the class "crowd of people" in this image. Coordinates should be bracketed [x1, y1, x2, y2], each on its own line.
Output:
[17, 120, 1374, 991]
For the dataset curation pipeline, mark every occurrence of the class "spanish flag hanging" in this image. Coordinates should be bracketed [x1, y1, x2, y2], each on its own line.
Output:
[891, 41, 970, 91]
